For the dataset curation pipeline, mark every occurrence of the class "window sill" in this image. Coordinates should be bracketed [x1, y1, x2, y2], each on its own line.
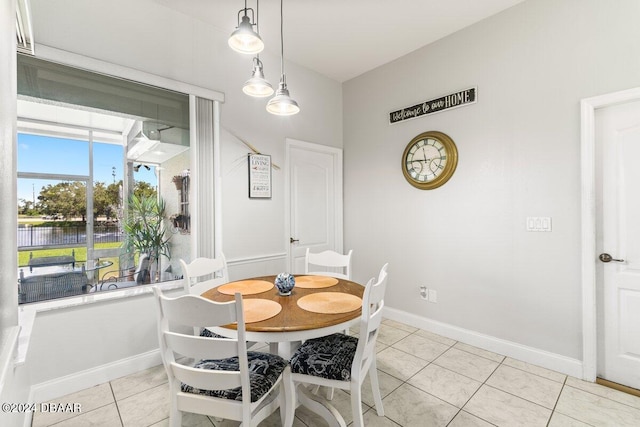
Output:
[20, 280, 183, 313]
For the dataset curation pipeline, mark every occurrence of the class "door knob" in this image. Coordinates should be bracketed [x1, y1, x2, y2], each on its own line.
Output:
[290, 237, 299, 244]
[599, 253, 624, 263]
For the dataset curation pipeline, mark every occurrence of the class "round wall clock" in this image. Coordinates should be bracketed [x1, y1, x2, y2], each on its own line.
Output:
[401, 131, 458, 190]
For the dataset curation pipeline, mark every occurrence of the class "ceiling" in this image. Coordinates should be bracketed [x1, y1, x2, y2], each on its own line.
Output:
[15, 0, 525, 145]
[158, 0, 525, 82]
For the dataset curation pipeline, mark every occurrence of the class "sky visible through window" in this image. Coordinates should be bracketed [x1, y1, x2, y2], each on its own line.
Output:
[17, 133, 156, 204]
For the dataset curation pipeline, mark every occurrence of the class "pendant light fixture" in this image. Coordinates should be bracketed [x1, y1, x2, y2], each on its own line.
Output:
[242, 0, 274, 97]
[243, 56, 274, 97]
[266, 0, 300, 116]
[228, 0, 264, 55]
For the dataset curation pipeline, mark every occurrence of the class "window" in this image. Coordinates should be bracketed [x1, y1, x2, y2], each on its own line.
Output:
[17, 55, 192, 304]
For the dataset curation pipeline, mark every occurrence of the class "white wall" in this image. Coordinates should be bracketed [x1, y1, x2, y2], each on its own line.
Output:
[15, 0, 342, 397]
[29, 0, 342, 267]
[343, 0, 640, 360]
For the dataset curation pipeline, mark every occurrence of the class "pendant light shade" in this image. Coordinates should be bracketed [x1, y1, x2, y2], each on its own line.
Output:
[228, 5, 263, 54]
[267, 0, 299, 115]
[243, 57, 274, 97]
[266, 76, 300, 115]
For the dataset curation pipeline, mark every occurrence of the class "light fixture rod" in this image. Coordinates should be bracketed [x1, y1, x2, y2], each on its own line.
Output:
[237, 7, 255, 25]
[279, 0, 284, 75]
[266, 0, 299, 115]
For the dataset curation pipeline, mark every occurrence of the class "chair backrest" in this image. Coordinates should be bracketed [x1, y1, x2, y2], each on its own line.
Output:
[179, 255, 229, 295]
[152, 287, 252, 421]
[304, 248, 353, 279]
[134, 254, 150, 284]
[352, 263, 388, 379]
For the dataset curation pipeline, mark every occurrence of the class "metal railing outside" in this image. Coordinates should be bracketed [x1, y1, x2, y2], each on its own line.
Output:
[17, 224, 122, 249]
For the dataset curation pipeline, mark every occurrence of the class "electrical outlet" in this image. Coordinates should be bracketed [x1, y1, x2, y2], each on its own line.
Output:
[419, 286, 428, 300]
[428, 289, 437, 303]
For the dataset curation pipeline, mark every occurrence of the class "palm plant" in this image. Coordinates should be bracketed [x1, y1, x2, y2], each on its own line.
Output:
[122, 194, 171, 279]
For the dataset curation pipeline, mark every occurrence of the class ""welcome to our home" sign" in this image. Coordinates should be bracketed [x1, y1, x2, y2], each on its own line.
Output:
[389, 87, 477, 125]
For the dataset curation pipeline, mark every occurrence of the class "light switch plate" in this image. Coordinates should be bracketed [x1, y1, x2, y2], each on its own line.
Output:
[526, 217, 552, 232]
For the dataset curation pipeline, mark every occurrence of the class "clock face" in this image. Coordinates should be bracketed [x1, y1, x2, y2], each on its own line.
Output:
[402, 131, 458, 190]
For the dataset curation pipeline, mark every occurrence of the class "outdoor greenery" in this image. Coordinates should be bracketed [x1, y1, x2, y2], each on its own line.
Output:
[17, 180, 157, 220]
[18, 242, 121, 267]
[122, 194, 171, 267]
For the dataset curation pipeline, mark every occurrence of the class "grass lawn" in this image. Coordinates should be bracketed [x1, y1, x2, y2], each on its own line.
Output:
[18, 242, 123, 269]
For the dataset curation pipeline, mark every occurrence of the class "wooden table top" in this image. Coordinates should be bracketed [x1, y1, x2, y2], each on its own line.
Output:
[201, 275, 364, 333]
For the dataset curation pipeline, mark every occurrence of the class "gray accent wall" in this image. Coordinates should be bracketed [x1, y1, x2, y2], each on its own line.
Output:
[343, 0, 640, 359]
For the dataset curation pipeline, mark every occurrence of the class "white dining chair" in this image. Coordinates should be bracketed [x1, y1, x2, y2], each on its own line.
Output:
[179, 254, 228, 296]
[152, 287, 293, 427]
[286, 263, 389, 427]
[304, 248, 353, 279]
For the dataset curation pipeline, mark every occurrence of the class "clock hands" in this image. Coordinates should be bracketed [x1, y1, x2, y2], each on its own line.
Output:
[410, 160, 423, 174]
[407, 146, 446, 177]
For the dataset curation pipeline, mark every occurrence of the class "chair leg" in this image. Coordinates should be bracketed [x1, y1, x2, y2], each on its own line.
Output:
[169, 383, 182, 427]
[369, 359, 385, 416]
[169, 401, 182, 427]
[350, 382, 365, 427]
[325, 386, 335, 400]
[312, 384, 335, 401]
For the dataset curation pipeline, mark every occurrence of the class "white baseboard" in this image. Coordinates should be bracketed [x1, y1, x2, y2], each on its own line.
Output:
[382, 306, 583, 378]
[29, 349, 161, 404]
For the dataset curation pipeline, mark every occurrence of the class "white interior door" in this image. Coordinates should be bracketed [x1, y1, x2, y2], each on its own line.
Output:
[287, 139, 343, 274]
[596, 100, 640, 389]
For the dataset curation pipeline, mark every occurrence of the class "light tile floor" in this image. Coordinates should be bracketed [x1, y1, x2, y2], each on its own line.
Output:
[32, 319, 640, 427]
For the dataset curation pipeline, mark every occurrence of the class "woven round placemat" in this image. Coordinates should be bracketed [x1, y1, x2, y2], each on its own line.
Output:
[243, 299, 282, 323]
[295, 275, 339, 289]
[297, 292, 362, 314]
[217, 280, 274, 295]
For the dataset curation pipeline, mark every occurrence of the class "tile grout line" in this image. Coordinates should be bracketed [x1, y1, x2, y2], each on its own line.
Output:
[547, 378, 599, 427]
[374, 328, 433, 426]
[450, 354, 503, 427]
[109, 381, 125, 427]
[394, 331, 501, 427]
[545, 377, 561, 427]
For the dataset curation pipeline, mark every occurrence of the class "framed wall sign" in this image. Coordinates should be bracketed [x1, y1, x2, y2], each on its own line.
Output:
[248, 153, 272, 198]
[389, 87, 477, 125]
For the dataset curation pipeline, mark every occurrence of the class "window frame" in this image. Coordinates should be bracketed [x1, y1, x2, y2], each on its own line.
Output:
[16, 47, 224, 310]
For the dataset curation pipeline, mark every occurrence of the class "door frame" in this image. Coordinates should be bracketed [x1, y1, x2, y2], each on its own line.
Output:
[580, 86, 640, 382]
[284, 138, 343, 272]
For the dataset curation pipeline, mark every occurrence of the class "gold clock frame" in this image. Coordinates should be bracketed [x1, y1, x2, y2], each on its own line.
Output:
[402, 131, 458, 190]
